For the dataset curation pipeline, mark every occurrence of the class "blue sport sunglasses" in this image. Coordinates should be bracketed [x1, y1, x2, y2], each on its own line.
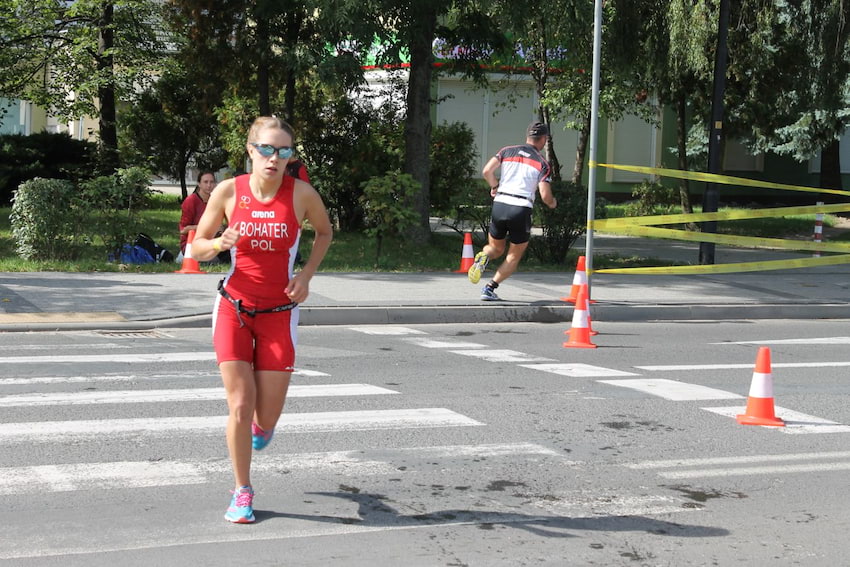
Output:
[250, 142, 294, 159]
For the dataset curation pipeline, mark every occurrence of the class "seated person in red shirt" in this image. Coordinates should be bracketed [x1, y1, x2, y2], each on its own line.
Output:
[179, 171, 229, 263]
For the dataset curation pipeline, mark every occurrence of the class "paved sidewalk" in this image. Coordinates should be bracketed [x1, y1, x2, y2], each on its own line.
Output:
[0, 234, 848, 331]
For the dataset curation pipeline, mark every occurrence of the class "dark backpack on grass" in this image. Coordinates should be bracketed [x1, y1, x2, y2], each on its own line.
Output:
[135, 233, 174, 263]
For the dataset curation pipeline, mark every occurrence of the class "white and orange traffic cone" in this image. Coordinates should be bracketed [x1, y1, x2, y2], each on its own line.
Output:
[565, 283, 598, 336]
[736, 347, 784, 427]
[561, 255, 595, 304]
[175, 229, 206, 274]
[455, 232, 475, 273]
[562, 284, 597, 349]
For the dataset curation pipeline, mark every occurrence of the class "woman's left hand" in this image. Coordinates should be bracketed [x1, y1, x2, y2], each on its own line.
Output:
[285, 273, 310, 304]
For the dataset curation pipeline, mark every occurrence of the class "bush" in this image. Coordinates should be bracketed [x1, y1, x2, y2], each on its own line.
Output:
[10, 178, 88, 260]
[297, 76, 407, 231]
[430, 122, 479, 216]
[0, 132, 98, 205]
[527, 181, 607, 265]
[80, 167, 154, 259]
[625, 180, 678, 216]
[360, 170, 420, 265]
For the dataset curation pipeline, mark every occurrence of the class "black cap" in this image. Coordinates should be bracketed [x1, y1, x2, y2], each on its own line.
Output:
[527, 121, 549, 137]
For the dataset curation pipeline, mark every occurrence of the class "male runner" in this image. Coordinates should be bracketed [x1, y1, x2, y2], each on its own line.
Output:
[469, 121, 557, 300]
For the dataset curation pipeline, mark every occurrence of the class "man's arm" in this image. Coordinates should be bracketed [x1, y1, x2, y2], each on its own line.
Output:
[538, 180, 557, 209]
[482, 156, 501, 197]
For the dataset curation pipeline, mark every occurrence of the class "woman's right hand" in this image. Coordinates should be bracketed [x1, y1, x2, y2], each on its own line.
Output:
[216, 227, 241, 251]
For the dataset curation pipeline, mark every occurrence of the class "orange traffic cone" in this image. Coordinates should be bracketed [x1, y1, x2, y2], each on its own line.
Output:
[565, 283, 598, 336]
[736, 347, 784, 427]
[561, 256, 595, 303]
[455, 232, 475, 273]
[563, 285, 597, 349]
[175, 229, 206, 274]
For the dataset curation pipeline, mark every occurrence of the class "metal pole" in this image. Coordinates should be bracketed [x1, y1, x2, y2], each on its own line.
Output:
[584, 0, 603, 293]
[699, 0, 730, 265]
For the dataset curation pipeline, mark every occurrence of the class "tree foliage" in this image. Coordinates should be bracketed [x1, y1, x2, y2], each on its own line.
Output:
[120, 63, 228, 199]
[0, 0, 166, 169]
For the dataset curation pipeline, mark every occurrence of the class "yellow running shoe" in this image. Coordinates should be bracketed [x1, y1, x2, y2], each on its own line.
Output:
[467, 251, 489, 284]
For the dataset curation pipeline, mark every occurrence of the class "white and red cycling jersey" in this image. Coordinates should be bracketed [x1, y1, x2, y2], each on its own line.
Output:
[492, 144, 552, 209]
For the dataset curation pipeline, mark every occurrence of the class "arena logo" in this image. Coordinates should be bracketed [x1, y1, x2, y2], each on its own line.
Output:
[251, 210, 276, 219]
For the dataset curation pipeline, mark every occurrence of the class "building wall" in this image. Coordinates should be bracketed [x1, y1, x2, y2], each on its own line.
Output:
[434, 75, 850, 202]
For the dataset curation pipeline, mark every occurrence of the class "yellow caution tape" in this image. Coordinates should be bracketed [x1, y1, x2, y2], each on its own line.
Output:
[583, 163, 850, 274]
[593, 254, 850, 275]
[593, 203, 850, 227]
[598, 163, 850, 197]
[596, 223, 850, 253]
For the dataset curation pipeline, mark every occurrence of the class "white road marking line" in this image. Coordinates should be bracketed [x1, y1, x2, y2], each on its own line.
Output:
[0, 343, 130, 351]
[349, 326, 427, 335]
[520, 363, 639, 378]
[0, 352, 217, 364]
[657, 461, 850, 479]
[0, 367, 328, 386]
[716, 337, 850, 345]
[627, 450, 850, 469]
[598, 378, 743, 401]
[0, 372, 218, 385]
[637, 361, 850, 371]
[3, 461, 207, 493]
[0, 443, 561, 495]
[402, 337, 487, 349]
[293, 369, 332, 377]
[0, 408, 483, 443]
[702, 406, 850, 433]
[448, 349, 556, 363]
[0, 384, 398, 407]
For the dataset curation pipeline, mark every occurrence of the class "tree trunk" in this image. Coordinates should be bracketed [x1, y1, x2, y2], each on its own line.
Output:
[282, 11, 302, 124]
[820, 139, 843, 205]
[530, 16, 560, 182]
[541, 109, 561, 182]
[255, 15, 270, 116]
[96, 2, 119, 173]
[571, 113, 591, 185]
[675, 92, 695, 228]
[403, 8, 437, 244]
[179, 160, 188, 201]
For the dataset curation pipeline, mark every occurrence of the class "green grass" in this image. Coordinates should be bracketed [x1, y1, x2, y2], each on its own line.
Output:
[1, 197, 846, 272]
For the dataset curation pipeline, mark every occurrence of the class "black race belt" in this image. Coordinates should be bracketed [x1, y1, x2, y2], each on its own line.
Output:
[218, 280, 297, 319]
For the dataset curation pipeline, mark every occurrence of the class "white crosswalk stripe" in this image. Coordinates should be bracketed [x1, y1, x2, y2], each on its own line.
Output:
[0, 367, 329, 386]
[702, 406, 850, 433]
[0, 408, 483, 443]
[628, 450, 850, 478]
[0, 443, 562, 495]
[0, 352, 217, 364]
[0, 383, 398, 407]
[521, 363, 639, 378]
[449, 348, 556, 363]
[599, 378, 743, 401]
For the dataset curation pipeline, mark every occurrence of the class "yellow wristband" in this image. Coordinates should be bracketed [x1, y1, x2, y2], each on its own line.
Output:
[213, 238, 222, 252]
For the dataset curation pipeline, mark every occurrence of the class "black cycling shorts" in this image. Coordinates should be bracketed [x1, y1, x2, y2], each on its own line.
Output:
[489, 201, 533, 244]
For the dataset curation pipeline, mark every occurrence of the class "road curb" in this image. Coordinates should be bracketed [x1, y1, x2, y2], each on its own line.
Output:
[2, 301, 850, 332]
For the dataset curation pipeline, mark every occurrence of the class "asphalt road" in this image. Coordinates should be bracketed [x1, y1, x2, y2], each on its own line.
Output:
[2, 319, 850, 566]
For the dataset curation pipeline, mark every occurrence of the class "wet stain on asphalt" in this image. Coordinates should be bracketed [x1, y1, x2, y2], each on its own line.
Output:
[600, 419, 678, 432]
[485, 480, 528, 492]
[601, 421, 632, 430]
[668, 484, 748, 503]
